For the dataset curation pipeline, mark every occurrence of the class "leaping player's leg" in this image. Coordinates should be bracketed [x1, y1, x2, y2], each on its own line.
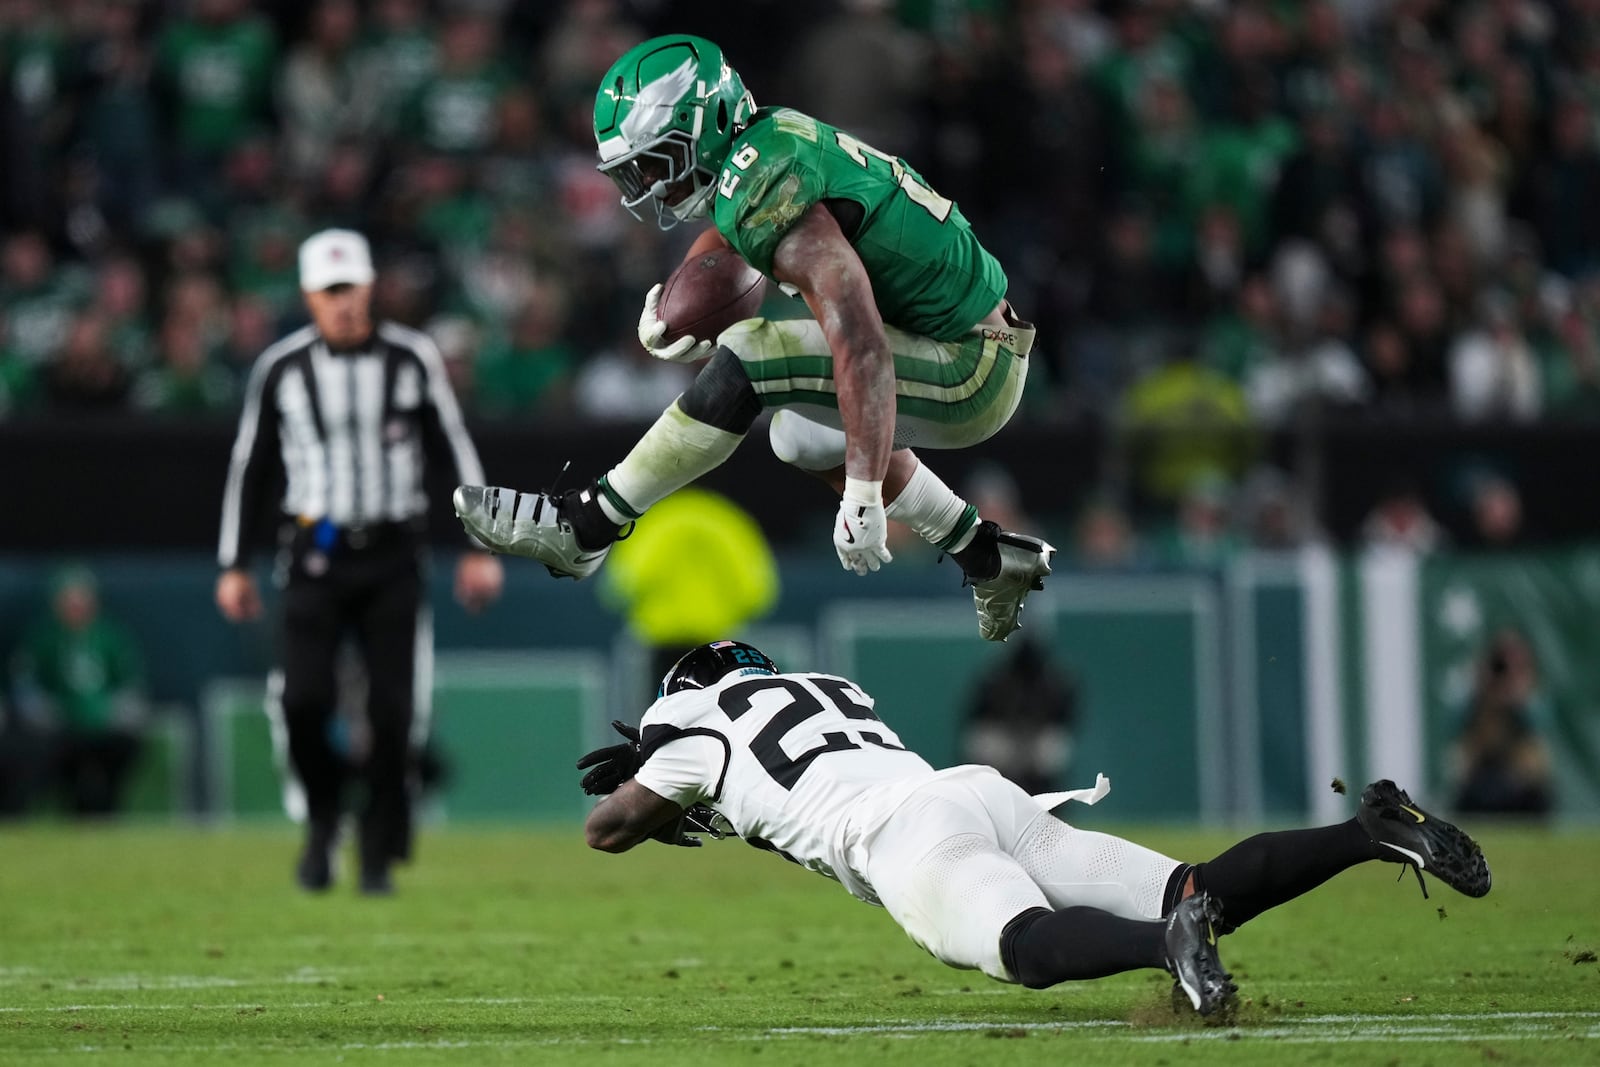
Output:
[758, 313, 1054, 641]
[595, 347, 760, 525]
[771, 422, 1049, 638]
[453, 347, 760, 579]
[770, 427, 982, 555]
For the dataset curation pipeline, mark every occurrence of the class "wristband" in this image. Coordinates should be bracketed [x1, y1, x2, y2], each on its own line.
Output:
[843, 477, 885, 507]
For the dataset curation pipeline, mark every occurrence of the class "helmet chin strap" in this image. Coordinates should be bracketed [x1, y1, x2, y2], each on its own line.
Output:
[669, 183, 714, 223]
[646, 170, 713, 230]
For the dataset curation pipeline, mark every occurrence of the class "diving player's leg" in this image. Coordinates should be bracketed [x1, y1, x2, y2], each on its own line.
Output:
[862, 774, 1232, 1012]
[1176, 783, 1490, 932]
[857, 781, 1053, 982]
[953, 766, 1233, 1012]
[1009, 810, 1190, 921]
[997, 895, 1235, 1014]
[867, 828, 1178, 988]
[453, 346, 760, 578]
[1011, 784, 1488, 939]
[954, 764, 1187, 922]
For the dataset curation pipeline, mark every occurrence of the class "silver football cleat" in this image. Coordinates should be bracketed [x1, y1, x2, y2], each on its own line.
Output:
[970, 524, 1055, 642]
[453, 485, 611, 580]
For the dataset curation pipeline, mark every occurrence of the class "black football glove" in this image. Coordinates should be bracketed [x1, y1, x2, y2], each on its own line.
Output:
[649, 813, 704, 848]
[576, 720, 642, 796]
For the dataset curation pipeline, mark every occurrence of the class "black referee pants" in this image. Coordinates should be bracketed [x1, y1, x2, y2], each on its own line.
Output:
[277, 527, 423, 872]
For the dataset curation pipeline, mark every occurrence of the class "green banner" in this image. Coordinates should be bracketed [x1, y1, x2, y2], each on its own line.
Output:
[1419, 549, 1600, 816]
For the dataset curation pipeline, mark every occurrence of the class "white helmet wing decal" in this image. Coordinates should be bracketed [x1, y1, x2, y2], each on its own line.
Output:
[620, 57, 698, 147]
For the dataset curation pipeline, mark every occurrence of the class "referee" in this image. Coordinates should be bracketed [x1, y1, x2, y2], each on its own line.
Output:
[215, 229, 504, 894]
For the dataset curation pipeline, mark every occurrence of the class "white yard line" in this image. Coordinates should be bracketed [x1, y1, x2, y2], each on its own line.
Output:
[753, 1013, 1600, 1043]
[8, 1007, 1597, 1053]
[0, 969, 343, 991]
[0, 993, 627, 1013]
[43, 1022, 1600, 1057]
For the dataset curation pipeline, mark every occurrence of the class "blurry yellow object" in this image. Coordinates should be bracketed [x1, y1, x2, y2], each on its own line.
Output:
[1121, 359, 1256, 505]
[602, 488, 779, 646]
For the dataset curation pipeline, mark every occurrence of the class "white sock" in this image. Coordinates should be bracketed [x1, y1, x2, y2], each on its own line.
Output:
[885, 460, 981, 553]
[597, 400, 745, 522]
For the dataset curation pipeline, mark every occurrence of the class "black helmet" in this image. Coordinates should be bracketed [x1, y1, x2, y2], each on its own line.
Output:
[659, 640, 779, 696]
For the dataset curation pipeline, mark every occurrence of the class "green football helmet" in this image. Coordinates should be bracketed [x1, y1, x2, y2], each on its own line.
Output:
[593, 35, 756, 229]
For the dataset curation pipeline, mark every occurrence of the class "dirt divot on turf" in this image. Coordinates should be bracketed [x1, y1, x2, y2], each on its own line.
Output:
[1125, 989, 1288, 1031]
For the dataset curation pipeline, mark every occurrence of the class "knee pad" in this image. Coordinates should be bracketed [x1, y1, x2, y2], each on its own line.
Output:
[997, 907, 1054, 988]
[769, 410, 848, 471]
[678, 347, 761, 433]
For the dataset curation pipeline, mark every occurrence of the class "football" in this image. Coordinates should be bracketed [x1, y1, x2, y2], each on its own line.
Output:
[656, 235, 768, 346]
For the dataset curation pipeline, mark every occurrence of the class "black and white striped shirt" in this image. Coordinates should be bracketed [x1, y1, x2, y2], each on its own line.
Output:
[217, 322, 485, 568]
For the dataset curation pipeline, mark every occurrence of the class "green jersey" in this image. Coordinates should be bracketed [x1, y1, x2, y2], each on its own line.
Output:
[154, 16, 277, 154]
[12, 617, 143, 733]
[712, 108, 1007, 342]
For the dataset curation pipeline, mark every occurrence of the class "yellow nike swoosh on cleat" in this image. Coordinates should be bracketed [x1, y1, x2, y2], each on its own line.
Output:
[1399, 804, 1426, 823]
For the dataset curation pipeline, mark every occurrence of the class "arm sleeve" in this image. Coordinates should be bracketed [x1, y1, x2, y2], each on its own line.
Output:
[217, 354, 284, 569]
[633, 733, 726, 809]
[412, 330, 488, 549]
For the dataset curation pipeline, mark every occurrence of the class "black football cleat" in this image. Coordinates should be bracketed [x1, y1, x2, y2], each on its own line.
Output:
[1164, 891, 1237, 1017]
[1357, 779, 1492, 899]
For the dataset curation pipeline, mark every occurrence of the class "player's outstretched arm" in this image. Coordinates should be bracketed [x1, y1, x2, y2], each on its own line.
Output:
[772, 203, 896, 574]
[584, 779, 686, 853]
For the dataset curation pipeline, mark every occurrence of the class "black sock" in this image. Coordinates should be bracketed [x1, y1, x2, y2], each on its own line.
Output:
[563, 487, 623, 551]
[999, 906, 1169, 989]
[950, 521, 1000, 581]
[1192, 818, 1382, 931]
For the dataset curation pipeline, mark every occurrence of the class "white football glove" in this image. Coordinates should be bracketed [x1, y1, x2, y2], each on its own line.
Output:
[834, 479, 893, 576]
[637, 283, 715, 363]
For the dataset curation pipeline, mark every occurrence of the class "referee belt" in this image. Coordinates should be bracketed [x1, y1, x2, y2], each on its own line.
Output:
[292, 516, 419, 553]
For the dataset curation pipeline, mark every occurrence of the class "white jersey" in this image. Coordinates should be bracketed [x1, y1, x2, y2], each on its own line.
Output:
[632, 669, 937, 900]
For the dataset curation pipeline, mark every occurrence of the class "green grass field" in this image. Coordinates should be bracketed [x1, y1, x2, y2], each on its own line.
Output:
[1, 821, 1596, 1065]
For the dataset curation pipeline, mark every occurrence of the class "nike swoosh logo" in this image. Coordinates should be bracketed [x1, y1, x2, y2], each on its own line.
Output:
[1400, 804, 1426, 823]
[1379, 841, 1424, 865]
[573, 552, 607, 565]
[843, 525, 856, 545]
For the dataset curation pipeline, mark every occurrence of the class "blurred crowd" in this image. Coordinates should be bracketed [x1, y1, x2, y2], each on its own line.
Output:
[6, 0, 1600, 424]
[7, 0, 1600, 552]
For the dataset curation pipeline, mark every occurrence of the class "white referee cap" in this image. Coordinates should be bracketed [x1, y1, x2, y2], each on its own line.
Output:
[299, 229, 375, 291]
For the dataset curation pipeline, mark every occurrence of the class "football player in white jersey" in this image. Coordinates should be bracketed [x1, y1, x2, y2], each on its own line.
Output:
[580, 641, 1493, 1017]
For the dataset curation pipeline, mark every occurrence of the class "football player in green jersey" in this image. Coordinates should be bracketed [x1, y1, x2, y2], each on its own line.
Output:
[454, 34, 1053, 642]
